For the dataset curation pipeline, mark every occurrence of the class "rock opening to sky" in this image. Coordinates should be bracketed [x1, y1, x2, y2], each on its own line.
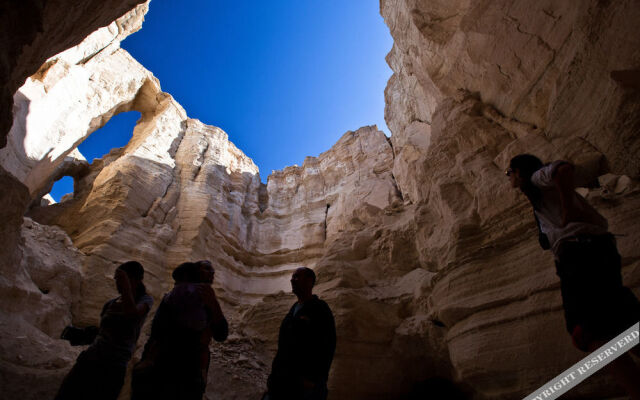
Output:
[119, 1, 393, 182]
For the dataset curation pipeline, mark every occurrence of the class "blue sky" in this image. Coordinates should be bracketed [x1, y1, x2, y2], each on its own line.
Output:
[50, 1, 393, 200]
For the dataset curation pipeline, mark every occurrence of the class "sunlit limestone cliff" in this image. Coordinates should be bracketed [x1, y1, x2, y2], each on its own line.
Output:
[1, 1, 639, 399]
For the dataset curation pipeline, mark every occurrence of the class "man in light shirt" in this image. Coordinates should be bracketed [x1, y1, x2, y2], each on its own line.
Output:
[508, 154, 640, 398]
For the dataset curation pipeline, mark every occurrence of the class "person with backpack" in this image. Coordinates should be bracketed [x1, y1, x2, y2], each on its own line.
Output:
[132, 260, 227, 400]
[55, 261, 153, 400]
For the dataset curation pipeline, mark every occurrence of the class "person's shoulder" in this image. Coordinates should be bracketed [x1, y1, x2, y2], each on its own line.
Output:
[549, 160, 572, 174]
[532, 160, 570, 187]
[106, 296, 119, 304]
[101, 297, 120, 315]
[311, 296, 333, 313]
[138, 294, 154, 307]
[287, 301, 299, 313]
[104, 297, 120, 308]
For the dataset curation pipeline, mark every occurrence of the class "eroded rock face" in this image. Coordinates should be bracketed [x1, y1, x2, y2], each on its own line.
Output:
[2, 7, 410, 395]
[0, 5, 156, 200]
[1, 1, 640, 400]
[0, 0, 149, 147]
[382, 0, 640, 178]
[0, 217, 83, 400]
[381, 0, 640, 398]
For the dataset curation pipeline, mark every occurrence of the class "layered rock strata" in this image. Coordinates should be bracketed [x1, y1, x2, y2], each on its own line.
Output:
[0, 0, 149, 147]
[0, 4, 155, 201]
[381, 0, 640, 398]
[0, 216, 84, 400]
[1, 5, 415, 397]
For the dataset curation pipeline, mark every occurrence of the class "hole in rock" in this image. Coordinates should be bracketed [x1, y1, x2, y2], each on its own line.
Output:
[121, 2, 392, 183]
[48, 176, 74, 203]
[44, 111, 140, 203]
[78, 111, 141, 163]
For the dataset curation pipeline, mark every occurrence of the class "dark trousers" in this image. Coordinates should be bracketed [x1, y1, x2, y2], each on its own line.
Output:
[266, 375, 328, 400]
[132, 356, 206, 400]
[555, 234, 640, 349]
[154, 372, 206, 400]
[55, 350, 126, 400]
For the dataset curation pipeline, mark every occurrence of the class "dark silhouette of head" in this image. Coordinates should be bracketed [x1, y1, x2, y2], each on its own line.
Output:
[508, 153, 544, 207]
[196, 260, 215, 284]
[172, 262, 201, 283]
[291, 267, 315, 301]
[509, 154, 543, 185]
[116, 261, 146, 298]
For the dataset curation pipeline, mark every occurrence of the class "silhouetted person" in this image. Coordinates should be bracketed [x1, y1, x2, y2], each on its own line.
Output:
[265, 267, 336, 400]
[55, 261, 153, 400]
[508, 154, 640, 398]
[132, 260, 228, 400]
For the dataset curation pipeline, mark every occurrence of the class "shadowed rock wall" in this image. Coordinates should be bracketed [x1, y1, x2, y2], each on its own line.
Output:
[0, 0, 149, 147]
[381, 0, 640, 398]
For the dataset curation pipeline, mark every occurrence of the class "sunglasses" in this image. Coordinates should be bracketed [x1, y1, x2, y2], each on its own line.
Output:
[505, 168, 514, 177]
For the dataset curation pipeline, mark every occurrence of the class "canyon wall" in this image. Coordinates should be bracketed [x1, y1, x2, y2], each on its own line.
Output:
[1, 1, 639, 399]
[1, 4, 415, 397]
[380, 0, 640, 398]
[0, 0, 149, 147]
